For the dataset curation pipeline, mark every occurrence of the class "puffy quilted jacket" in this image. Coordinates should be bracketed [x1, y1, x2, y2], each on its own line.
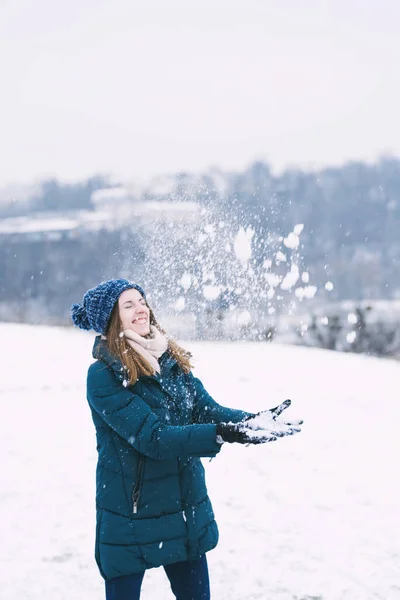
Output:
[86, 336, 251, 580]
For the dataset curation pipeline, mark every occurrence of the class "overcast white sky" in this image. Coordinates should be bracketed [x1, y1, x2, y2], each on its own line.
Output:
[1, 0, 400, 186]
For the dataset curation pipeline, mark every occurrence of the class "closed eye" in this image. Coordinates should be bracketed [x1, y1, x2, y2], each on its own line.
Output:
[122, 300, 146, 308]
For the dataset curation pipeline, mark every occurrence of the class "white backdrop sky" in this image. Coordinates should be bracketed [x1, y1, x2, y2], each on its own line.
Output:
[1, 0, 400, 185]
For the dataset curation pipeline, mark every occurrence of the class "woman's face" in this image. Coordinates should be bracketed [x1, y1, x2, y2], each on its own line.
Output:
[118, 288, 150, 336]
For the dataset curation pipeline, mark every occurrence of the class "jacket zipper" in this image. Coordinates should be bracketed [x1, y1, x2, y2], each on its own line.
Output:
[132, 458, 145, 514]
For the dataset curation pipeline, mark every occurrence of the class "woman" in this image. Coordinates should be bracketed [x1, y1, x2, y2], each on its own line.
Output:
[71, 279, 302, 600]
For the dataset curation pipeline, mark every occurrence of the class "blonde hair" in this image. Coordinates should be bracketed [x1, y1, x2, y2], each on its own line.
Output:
[103, 301, 193, 386]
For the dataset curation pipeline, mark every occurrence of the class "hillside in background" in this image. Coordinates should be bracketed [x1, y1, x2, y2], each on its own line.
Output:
[1, 157, 400, 335]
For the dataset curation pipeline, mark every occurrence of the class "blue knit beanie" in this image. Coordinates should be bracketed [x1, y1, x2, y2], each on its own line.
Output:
[71, 279, 146, 335]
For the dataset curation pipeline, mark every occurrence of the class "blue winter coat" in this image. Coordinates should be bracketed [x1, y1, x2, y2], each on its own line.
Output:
[86, 336, 252, 580]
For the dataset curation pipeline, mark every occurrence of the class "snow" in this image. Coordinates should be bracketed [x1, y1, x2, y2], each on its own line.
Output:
[301, 272, 310, 283]
[264, 273, 282, 288]
[91, 187, 130, 205]
[241, 404, 302, 437]
[346, 331, 357, 344]
[131, 200, 200, 216]
[0, 210, 135, 236]
[293, 224, 304, 235]
[275, 251, 287, 263]
[283, 232, 300, 250]
[197, 232, 208, 245]
[174, 296, 185, 312]
[280, 265, 300, 291]
[303, 285, 318, 299]
[233, 227, 253, 262]
[263, 259, 272, 269]
[295, 287, 306, 300]
[203, 285, 221, 301]
[1, 323, 400, 599]
[236, 310, 251, 326]
[179, 273, 192, 292]
[0, 215, 79, 234]
[267, 287, 275, 300]
[204, 224, 215, 235]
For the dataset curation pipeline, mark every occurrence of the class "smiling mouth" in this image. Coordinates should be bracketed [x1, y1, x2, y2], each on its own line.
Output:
[133, 317, 148, 324]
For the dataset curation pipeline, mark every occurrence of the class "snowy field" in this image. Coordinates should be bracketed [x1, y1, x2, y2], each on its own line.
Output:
[1, 323, 399, 600]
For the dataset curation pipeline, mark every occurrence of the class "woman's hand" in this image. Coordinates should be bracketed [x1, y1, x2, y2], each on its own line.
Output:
[216, 422, 280, 444]
[244, 399, 303, 430]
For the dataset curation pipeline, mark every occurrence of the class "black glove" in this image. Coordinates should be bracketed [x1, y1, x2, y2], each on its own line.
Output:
[216, 422, 279, 445]
[243, 399, 303, 430]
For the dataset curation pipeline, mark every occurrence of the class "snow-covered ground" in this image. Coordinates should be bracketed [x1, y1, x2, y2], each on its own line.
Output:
[1, 323, 399, 600]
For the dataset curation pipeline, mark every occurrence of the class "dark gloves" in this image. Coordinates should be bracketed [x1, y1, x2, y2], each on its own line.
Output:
[216, 422, 280, 445]
[244, 399, 303, 430]
[216, 399, 303, 445]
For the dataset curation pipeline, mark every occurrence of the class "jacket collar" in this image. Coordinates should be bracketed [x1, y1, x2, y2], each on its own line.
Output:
[92, 336, 126, 381]
[92, 336, 178, 381]
[159, 352, 178, 373]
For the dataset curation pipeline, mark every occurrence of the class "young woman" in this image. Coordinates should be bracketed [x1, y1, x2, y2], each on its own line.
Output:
[71, 279, 302, 600]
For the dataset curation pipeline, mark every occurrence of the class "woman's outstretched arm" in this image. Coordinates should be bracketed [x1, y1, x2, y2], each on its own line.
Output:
[190, 374, 255, 425]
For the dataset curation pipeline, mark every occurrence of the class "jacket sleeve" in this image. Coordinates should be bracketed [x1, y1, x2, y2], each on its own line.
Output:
[87, 362, 222, 460]
[190, 374, 254, 425]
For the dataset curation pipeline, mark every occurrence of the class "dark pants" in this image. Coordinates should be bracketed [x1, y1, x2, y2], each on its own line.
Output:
[105, 555, 210, 600]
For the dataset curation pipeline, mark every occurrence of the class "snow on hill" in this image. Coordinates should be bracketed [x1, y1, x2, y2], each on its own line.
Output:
[1, 323, 399, 600]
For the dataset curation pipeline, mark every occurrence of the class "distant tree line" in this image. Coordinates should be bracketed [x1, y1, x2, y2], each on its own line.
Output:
[297, 306, 400, 359]
[1, 156, 400, 346]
